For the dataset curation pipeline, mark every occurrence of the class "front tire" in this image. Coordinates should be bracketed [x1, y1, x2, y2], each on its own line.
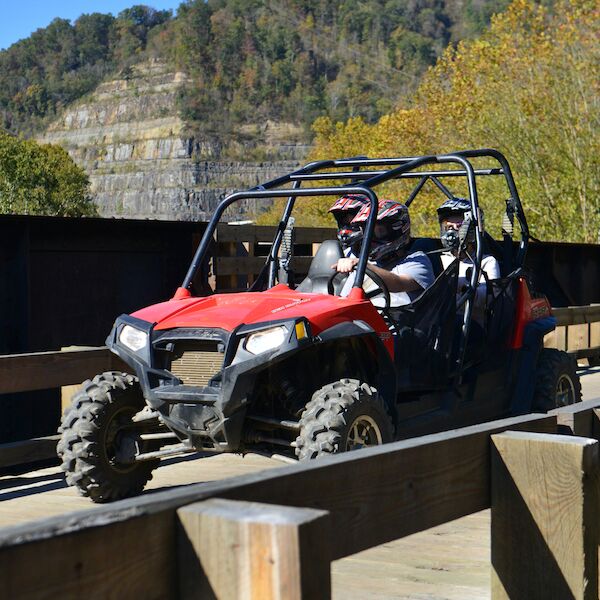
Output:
[295, 379, 393, 461]
[533, 349, 582, 412]
[57, 371, 159, 503]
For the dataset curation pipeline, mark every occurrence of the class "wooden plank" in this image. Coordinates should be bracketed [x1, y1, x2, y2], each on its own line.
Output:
[215, 256, 313, 276]
[491, 432, 599, 600]
[556, 325, 567, 351]
[0, 412, 556, 592]
[177, 499, 330, 600]
[553, 305, 600, 327]
[216, 224, 335, 245]
[567, 323, 589, 352]
[0, 347, 128, 395]
[543, 329, 557, 349]
[544, 326, 567, 351]
[0, 512, 176, 600]
[549, 399, 600, 437]
[0, 435, 60, 469]
[61, 383, 80, 414]
[215, 240, 238, 294]
[593, 409, 600, 440]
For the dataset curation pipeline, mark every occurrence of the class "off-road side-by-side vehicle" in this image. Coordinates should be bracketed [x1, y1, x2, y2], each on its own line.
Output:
[58, 149, 582, 502]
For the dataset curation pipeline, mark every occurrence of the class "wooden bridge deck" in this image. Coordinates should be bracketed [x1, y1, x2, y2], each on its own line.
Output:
[2, 365, 599, 599]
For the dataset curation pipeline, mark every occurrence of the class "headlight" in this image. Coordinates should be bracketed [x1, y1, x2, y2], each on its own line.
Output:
[119, 325, 148, 352]
[244, 326, 287, 355]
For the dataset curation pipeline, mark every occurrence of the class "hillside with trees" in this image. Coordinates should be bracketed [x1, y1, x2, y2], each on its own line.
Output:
[273, 0, 598, 244]
[2, 0, 594, 232]
[0, 1, 511, 140]
[167, 0, 513, 144]
[0, 7, 172, 136]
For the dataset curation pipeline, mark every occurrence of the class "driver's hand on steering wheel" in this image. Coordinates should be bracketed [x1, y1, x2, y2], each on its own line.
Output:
[332, 257, 358, 273]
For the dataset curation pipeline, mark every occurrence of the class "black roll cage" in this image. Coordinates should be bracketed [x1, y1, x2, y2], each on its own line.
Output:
[181, 149, 529, 377]
[182, 148, 528, 294]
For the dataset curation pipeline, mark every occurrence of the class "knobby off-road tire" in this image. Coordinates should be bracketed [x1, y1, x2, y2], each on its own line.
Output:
[532, 349, 582, 412]
[295, 379, 393, 461]
[57, 371, 159, 503]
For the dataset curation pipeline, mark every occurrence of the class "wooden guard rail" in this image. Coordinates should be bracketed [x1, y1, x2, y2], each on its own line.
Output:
[1, 404, 600, 598]
[0, 347, 125, 469]
[548, 305, 600, 361]
[1, 302, 599, 469]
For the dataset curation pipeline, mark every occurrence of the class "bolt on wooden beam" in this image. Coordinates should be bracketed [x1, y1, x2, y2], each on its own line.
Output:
[491, 431, 600, 600]
[177, 498, 331, 600]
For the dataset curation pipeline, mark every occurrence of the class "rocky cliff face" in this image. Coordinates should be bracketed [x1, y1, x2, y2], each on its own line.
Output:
[38, 60, 310, 221]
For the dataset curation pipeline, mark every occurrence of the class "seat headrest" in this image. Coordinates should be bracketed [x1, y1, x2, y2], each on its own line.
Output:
[307, 240, 344, 277]
[296, 240, 344, 294]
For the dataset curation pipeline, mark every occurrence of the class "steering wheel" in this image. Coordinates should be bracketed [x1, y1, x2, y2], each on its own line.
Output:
[364, 266, 391, 312]
[330, 271, 349, 295]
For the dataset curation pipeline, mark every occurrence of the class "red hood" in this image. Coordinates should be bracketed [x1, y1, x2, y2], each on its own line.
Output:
[131, 285, 386, 336]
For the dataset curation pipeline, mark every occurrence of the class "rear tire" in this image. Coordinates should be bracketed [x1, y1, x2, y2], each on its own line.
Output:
[57, 371, 159, 503]
[295, 379, 393, 461]
[533, 349, 582, 412]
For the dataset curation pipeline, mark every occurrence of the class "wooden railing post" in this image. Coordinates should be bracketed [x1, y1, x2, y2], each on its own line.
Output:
[177, 499, 331, 600]
[491, 432, 600, 600]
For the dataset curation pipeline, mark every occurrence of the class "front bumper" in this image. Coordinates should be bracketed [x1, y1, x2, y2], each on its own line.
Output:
[107, 315, 311, 452]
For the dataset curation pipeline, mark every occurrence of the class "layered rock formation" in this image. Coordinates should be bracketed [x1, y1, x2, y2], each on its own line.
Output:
[39, 60, 310, 221]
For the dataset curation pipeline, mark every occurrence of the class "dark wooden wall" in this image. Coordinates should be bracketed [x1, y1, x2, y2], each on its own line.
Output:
[525, 241, 600, 307]
[0, 215, 205, 443]
[1, 214, 599, 444]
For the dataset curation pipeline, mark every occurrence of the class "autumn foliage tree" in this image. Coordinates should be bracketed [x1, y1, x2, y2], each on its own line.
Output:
[308, 0, 600, 243]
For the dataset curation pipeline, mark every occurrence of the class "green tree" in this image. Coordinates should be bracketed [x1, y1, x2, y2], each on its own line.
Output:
[0, 132, 96, 216]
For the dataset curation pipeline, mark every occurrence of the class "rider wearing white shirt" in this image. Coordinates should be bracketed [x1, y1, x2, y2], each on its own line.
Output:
[437, 198, 500, 326]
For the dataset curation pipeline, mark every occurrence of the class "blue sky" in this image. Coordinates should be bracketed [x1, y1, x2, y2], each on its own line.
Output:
[0, 1, 182, 50]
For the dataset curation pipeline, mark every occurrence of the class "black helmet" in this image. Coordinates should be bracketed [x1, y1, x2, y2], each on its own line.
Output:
[437, 197, 484, 250]
[436, 197, 472, 222]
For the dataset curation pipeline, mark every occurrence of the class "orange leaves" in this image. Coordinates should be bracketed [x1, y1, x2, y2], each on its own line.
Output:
[310, 0, 600, 242]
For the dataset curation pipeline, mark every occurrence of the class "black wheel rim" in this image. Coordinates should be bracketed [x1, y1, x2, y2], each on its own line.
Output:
[103, 406, 141, 473]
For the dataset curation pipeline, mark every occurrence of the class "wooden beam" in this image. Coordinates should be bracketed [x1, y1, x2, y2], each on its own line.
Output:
[0, 435, 59, 469]
[0, 347, 127, 394]
[0, 412, 555, 597]
[177, 499, 330, 600]
[567, 324, 590, 353]
[553, 305, 600, 327]
[216, 224, 336, 245]
[491, 432, 599, 600]
[0, 513, 176, 600]
[549, 399, 600, 437]
[215, 256, 313, 276]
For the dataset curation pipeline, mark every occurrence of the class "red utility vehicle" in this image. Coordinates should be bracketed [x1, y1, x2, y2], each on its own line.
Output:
[58, 150, 581, 502]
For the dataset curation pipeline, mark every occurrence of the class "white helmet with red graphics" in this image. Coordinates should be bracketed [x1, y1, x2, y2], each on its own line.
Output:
[352, 199, 411, 262]
[328, 194, 369, 250]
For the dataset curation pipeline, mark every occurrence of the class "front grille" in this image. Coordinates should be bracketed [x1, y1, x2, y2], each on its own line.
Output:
[169, 342, 224, 387]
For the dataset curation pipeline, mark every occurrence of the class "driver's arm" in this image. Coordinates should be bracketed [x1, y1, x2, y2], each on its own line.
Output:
[365, 263, 422, 293]
[332, 258, 422, 293]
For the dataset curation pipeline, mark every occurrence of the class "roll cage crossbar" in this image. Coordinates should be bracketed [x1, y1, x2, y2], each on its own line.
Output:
[182, 149, 529, 298]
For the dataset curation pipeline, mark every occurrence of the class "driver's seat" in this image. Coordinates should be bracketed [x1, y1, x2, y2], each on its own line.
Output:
[296, 240, 344, 295]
